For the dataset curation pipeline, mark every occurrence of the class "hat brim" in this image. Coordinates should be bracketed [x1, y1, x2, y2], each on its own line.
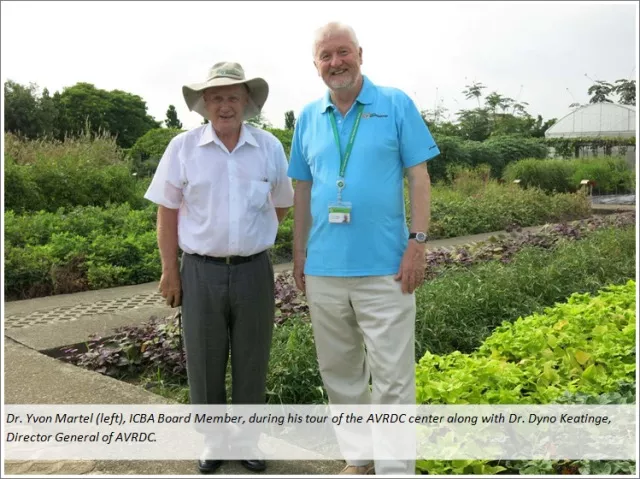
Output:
[182, 77, 269, 122]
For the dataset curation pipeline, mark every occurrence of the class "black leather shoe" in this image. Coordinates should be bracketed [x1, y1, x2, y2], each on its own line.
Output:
[198, 459, 223, 474]
[241, 459, 266, 472]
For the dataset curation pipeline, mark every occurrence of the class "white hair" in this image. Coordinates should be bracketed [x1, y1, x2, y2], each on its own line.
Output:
[312, 22, 360, 58]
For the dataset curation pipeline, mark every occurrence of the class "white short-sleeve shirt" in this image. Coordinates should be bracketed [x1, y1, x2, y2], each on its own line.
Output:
[144, 123, 294, 257]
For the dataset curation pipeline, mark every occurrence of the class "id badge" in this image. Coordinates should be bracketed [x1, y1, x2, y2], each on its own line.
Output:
[328, 202, 352, 224]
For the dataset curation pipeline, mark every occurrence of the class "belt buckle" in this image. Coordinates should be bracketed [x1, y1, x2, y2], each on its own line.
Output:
[225, 257, 231, 265]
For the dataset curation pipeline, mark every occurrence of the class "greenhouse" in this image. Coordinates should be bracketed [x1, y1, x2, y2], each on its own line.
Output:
[545, 103, 636, 166]
[545, 103, 636, 138]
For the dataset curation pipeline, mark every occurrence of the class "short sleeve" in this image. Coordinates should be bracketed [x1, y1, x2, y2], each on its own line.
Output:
[271, 140, 295, 208]
[287, 113, 313, 181]
[143, 136, 183, 209]
[398, 94, 440, 168]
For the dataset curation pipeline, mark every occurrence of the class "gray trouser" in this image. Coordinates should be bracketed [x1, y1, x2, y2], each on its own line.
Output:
[180, 251, 275, 406]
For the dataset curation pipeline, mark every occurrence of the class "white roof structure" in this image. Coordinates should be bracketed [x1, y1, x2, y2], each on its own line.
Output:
[545, 103, 636, 138]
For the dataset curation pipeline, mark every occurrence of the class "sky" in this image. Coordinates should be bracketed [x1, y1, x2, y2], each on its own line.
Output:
[1, 1, 637, 130]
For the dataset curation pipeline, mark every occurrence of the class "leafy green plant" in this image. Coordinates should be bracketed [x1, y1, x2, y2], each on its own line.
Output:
[415, 280, 636, 475]
[416, 280, 636, 405]
[415, 459, 506, 475]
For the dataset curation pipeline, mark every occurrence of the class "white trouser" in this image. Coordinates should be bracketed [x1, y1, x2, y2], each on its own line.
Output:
[305, 275, 417, 475]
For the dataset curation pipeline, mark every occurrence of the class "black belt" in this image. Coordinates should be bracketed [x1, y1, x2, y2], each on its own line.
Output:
[188, 250, 266, 265]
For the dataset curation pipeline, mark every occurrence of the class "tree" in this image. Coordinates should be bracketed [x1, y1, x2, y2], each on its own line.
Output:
[38, 88, 58, 138]
[530, 115, 557, 138]
[456, 108, 491, 141]
[246, 112, 272, 129]
[55, 83, 160, 148]
[165, 105, 183, 129]
[284, 110, 296, 130]
[462, 81, 486, 108]
[421, 104, 459, 136]
[587, 80, 614, 104]
[421, 103, 449, 126]
[484, 92, 514, 131]
[613, 79, 636, 105]
[4, 80, 42, 139]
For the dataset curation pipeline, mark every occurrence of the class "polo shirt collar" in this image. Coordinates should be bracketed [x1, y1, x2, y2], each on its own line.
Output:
[198, 123, 259, 149]
[321, 75, 375, 114]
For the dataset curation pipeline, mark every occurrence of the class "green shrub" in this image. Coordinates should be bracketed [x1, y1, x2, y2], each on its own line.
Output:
[414, 227, 636, 358]
[128, 128, 184, 177]
[4, 243, 55, 299]
[571, 157, 634, 193]
[3, 156, 44, 212]
[503, 156, 634, 194]
[461, 141, 496, 172]
[483, 135, 547, 175]
[428, 135, 472, 183]
[503, 158, 575, 192]
[86, 263, 131, 290]
[4, 133, 144, 212]
[3, 203, 159, 299]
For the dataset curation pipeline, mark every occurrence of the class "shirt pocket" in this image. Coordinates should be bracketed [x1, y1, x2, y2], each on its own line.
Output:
[247, 179, 271, 211]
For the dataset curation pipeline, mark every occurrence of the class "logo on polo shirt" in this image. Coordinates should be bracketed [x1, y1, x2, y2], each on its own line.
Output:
[362, 113, 388, 119]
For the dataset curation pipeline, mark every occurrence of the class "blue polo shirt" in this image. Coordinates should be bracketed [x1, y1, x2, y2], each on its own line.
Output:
[288, 76, 440, 277]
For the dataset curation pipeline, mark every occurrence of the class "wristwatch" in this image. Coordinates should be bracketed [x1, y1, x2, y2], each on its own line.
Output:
[409, 232, 428, 243]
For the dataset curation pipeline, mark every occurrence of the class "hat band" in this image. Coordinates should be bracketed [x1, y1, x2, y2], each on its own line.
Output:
[208, 69, 244, 81]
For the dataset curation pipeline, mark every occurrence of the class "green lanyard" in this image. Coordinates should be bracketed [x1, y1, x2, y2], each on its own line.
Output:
[329, 103, 364, 197]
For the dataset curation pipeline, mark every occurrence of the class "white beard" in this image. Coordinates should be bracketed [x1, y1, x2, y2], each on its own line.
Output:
[327, 72, 355, 90]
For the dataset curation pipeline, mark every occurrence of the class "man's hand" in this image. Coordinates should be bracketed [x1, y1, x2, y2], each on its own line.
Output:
[293, 253, 306, 294]
[395, 240, 426, 294]
[159, 269, 182, 308]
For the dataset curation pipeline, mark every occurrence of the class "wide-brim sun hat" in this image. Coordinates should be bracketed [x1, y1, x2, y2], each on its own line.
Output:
[182, 61, 269, 121]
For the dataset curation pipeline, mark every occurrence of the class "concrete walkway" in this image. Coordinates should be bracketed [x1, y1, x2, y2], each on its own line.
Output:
[3, 204, 634, 475]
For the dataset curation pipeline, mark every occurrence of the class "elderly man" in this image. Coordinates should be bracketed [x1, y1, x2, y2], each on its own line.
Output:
[287, 23, 440, 475]
[144, 62, 294, 474]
